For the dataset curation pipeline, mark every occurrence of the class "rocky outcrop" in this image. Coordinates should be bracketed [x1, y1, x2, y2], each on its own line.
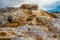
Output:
[0, 4, 56, 28]
[20, 4, 38, 10]
[0, 4, 60, 40]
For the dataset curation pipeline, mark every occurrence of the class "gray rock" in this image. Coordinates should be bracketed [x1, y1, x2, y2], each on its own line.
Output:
[0, 15, 5, 25]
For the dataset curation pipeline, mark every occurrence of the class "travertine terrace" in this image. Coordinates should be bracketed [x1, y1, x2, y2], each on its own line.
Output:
[0, 4, 59, 40]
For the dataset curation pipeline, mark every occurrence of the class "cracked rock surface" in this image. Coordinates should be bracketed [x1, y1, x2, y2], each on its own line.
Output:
[0, 4, 59, 40]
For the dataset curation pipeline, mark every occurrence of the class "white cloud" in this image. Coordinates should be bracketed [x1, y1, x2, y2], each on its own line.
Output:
[0, 0, 60, 11]
[24, 0, 58, 10]
[25, 0, 57, 5]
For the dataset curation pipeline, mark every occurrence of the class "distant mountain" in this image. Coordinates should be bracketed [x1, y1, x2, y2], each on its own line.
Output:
[44, 1, 60, 13]
[48, 5, 60, 13]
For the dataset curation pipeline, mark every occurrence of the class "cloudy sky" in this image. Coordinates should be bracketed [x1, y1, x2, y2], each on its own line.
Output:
[0, 0, 60, 12]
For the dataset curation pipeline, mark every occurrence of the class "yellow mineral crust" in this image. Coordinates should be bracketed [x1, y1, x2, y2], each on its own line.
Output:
[0, 38, 10, 40]
[0, 32, 7, 37]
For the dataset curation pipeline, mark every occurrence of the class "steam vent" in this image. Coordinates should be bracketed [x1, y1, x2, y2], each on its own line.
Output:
[0, 4, 59, 40]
